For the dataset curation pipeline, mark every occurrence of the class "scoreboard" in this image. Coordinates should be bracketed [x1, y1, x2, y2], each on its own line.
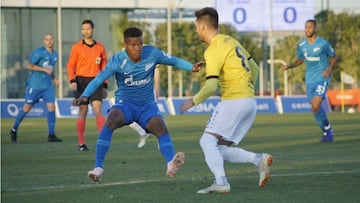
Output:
[215, 0, 314, 31]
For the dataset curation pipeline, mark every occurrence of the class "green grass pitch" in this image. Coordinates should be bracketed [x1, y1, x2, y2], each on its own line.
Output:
[1, 113, 360, 203]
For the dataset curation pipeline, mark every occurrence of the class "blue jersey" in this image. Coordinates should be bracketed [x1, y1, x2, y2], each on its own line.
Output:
[27, 46, 58, 89]
[82, 45, 193, 105]
[296, 36, 335, 84]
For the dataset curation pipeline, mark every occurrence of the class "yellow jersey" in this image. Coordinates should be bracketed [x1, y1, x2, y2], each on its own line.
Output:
[204, 34, 255, 99]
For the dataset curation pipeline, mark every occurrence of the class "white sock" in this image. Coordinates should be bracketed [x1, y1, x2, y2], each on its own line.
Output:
[199, 133, 226, 185]
[218, 146, 259, 166]
[215, 176, 229, 186]
[129, 122, 146, 136]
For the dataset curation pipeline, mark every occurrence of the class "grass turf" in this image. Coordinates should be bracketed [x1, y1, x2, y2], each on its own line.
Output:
[1, 113, 360, 203]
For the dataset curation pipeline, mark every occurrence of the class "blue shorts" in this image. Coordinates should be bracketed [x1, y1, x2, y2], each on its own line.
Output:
[110, 101, 162, 129]
[24, 86, 55, 105]
[306, 80, 329, 101]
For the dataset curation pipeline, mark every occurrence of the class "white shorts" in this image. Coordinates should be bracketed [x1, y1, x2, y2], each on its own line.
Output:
[205, 98, 257, 145]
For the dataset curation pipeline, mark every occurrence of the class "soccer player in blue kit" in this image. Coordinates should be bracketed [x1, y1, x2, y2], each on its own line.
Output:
[283, 19, 337, 142]
[73, 27, 201, 181]
[9, 33, 63, 143]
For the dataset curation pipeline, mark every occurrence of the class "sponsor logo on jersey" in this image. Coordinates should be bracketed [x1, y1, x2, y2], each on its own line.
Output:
[124, 75, 151, 86]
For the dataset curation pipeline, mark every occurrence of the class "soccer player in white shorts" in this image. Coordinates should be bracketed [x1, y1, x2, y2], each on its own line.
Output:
[181, 7, 273, 194]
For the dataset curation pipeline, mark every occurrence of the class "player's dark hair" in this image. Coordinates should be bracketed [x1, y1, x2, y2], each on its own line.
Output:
[124, 27, 143, 40]
[82, 19, 94, 28]
[195, 7, 219, 29]
[306, 19, 316, 27]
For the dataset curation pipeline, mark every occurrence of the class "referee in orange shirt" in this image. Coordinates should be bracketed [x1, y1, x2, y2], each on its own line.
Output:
[67, 19, 107, 152]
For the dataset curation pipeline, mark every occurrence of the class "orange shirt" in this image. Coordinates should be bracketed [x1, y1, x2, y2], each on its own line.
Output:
[67, 40, 107, 82]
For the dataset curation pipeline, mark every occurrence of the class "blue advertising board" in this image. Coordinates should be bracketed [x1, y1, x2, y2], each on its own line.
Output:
[56, 98, 112, 118]
[277, 96, 331, 114]
[256, 97, 279, 114]
[1, 99, 48, 118]
[171, 97, 218, 115]
[171, 96, 278, 115]
[156, 97, 170, 115]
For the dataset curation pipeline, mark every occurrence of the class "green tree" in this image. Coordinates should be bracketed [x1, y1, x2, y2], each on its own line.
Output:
[110, 10, 152, 52]
[107, 10, 152, 91]
[153, 22, 263, 96]
[154, 21, 206, 96]
[274, 35, 306, 93]
[316, 11, 360, 82]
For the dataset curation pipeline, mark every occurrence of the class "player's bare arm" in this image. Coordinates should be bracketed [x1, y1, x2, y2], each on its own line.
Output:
[323, 55, 338, 78]
[180, 99, 195, 114]
[283, 59, 304, 70]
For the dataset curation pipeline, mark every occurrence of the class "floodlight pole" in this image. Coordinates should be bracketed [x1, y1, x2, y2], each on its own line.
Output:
[269, 0, 275, 97]
[57, 0, 63, 98]
[167, 1, 173, 98]
[178, 0, 184, 97]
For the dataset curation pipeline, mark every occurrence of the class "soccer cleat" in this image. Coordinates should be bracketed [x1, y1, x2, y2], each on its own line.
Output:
[197, 182, 231, 194]
[137, 133, 150, 148]
[320, 129, 333, 143]
[48, 134, 63, 142]
[258, 153, 273, 188]
[79, 144, 90, 152]
[166, 152, 185, 178]
[88, 167, 104, 183]
[9, 130, 17, 143]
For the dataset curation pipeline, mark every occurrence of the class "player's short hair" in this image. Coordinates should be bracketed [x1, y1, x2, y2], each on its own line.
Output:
[195, 7, 219, 29]
[124, 27, 143, 39]
[306, 19, 316, 27]
[82, 19, 94, 28]
[44, 33, 54, 38]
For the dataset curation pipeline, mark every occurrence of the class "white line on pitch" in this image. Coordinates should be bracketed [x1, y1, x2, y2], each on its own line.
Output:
[4, 169, 360, 192]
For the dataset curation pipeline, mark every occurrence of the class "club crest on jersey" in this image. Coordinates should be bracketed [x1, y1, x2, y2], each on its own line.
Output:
[313, 47, 320, 52]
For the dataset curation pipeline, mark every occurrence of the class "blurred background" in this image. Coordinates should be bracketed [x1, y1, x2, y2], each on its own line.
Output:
[1, 0, 359, 112]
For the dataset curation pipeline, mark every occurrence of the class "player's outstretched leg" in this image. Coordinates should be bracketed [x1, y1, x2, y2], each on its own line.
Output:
[166, 152, 185, 178]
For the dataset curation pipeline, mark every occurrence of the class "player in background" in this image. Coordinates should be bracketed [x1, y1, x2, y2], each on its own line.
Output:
[180, 7, 273, 194]
[67, 19, 107, 151]
[73, 27, 202, 182]
[130, 67, 161, 148]
[283, 19, 337, 142]
[9, 33, 63, 143]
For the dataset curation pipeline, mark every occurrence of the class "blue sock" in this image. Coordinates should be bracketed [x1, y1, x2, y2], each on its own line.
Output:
[158, 134, 175, 163]
[12, 109, 27, 130]
[95, 126, 113, 168]
[47, 111, 56, 135]
[314, 107, 330, 131]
